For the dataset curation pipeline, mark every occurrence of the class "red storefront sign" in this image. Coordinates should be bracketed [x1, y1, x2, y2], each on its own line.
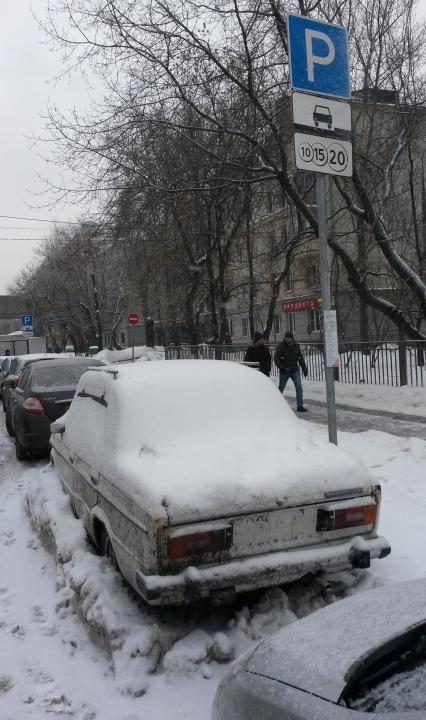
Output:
[282, 297, 322, 313]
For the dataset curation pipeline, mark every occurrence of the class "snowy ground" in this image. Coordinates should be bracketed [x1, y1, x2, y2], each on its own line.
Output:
[1, 402, 425, 719]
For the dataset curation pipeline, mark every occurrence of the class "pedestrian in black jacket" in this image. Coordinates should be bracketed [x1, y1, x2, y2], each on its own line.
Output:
[244, 332, 272, 377]
[274, 331, 308, 411]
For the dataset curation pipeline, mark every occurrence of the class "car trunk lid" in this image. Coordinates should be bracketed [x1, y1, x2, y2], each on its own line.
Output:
[36, 390, 74, 421]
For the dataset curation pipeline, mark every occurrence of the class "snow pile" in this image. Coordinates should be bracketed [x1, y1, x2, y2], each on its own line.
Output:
[60, 360, 373, 523]
[24, 463, 366, 696]
[25, 464, 177, 697]
[95, 345, 165, 364]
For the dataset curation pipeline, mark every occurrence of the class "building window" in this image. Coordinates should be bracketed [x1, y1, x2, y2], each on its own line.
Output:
[285, 268, 295, 291]
[288, 313, 296, 333]
[241, 318, 249, 336]
[229, 319, 235, 337]
[310, 263, 320, 288]
[273, 314, 281, 334]
[309, 308, 322, 333]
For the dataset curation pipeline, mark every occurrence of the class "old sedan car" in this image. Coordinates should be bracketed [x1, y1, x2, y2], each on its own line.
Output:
[50, 361, 390, 606]
[7, 356, 104, 460]
[212, 578, 426, 719]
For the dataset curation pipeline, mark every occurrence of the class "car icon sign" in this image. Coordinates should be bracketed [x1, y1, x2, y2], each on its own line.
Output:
[313, 105, 333, 130]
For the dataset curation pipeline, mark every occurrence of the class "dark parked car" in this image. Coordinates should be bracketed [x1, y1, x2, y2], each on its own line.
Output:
[0, 355, 15, 400]
[213, 578, 426, 720]
[2, 353, 61, 412]
[6, 356, 104, 460]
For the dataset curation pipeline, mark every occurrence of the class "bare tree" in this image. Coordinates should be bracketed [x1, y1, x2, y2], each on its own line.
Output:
[38, 0, 426, 338]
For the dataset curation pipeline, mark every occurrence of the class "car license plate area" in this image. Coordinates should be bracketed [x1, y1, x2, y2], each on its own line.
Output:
[229, 506, 320, 558]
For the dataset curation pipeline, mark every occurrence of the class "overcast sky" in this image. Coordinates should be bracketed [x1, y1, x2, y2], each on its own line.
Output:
[0, 1, 90, 294]
[1, 2, 426, 295]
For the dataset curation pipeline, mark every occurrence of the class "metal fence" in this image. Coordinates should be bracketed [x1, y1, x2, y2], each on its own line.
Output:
[165, 341, 426, 387]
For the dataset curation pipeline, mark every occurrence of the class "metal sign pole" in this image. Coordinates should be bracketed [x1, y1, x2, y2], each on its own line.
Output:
[316, 173, 338, 445]
[132, 326, 135, 363]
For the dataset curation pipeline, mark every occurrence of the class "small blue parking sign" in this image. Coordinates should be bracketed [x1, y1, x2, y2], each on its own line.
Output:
[21, 314, 33, 328]
[287, 15, 350, 99]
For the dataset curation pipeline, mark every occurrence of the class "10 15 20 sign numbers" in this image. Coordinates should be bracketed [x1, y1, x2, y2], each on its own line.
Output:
[298, 140, 348, 171]
[294, 133, 352, 176]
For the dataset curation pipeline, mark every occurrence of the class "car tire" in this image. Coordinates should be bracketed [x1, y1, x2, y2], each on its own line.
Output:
[5, 413, 15, 437]
[99, 526, 119, 569]
[15, 438, 31, 461]
[2, 400, 6, 413]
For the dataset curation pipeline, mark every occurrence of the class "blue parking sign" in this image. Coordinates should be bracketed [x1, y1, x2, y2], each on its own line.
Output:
[21, 314, 33, 328]
[287, 15, 350, 99]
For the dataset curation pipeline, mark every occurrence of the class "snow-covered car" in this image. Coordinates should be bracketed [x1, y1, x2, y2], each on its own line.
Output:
[50, 361, 390, 606]
[213, 578, 426, 719]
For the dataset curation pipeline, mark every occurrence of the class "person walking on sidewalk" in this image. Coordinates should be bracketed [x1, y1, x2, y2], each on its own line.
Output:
[274, 331, 308, 412]
[244, 332, 272, 377]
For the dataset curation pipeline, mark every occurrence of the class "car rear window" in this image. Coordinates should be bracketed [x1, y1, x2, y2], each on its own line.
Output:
[33, 363, 101, 390]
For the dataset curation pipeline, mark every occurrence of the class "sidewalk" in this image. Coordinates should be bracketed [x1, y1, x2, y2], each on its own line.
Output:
[282, 379, 425, 421]
[304, 397, 426, 425]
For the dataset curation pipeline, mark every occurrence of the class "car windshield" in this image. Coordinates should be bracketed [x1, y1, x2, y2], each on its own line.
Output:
[349, 661, 426, 713]
[33, 362, 102, 391]
[346, 627, 426, 713]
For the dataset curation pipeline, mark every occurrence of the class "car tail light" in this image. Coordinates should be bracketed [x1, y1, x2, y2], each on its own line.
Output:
[168, 526, 233, 560]
[317, 503, 377, 532]
[22, 397, 45, 415]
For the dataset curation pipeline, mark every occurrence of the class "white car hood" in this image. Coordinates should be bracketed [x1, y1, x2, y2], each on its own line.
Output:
[246, 578, 426, 703]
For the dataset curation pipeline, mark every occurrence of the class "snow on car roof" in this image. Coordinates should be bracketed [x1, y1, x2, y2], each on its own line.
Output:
[62, 361, 373, 521]
[247, 577, 426, 703]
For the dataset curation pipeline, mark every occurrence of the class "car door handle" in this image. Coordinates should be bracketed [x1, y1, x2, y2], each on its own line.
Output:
[90, 476, 98, 486]
[69, 456, 75, 465]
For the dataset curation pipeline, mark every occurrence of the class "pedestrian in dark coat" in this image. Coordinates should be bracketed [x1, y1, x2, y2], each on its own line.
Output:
[244, 332, 272, 377]
[274, 331, 308, 411]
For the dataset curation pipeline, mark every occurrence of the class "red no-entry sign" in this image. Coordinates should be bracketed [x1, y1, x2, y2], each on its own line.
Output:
[127, 312, 140, 325]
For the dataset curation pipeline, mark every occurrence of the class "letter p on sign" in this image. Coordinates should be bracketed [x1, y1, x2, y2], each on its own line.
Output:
[288, 15, 350, 99]
[305, 29, 335, 82]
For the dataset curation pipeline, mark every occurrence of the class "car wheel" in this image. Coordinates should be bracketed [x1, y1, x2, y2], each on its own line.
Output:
[15, 438, 31, 461]
[99, 526, 119, 569]
[5, 413, 15, 437]
[2, 400, 6, 413]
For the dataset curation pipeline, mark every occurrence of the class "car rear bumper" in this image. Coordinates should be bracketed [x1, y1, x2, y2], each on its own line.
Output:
[135, 535, 391, 605]
[18, 416, 51, 450]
